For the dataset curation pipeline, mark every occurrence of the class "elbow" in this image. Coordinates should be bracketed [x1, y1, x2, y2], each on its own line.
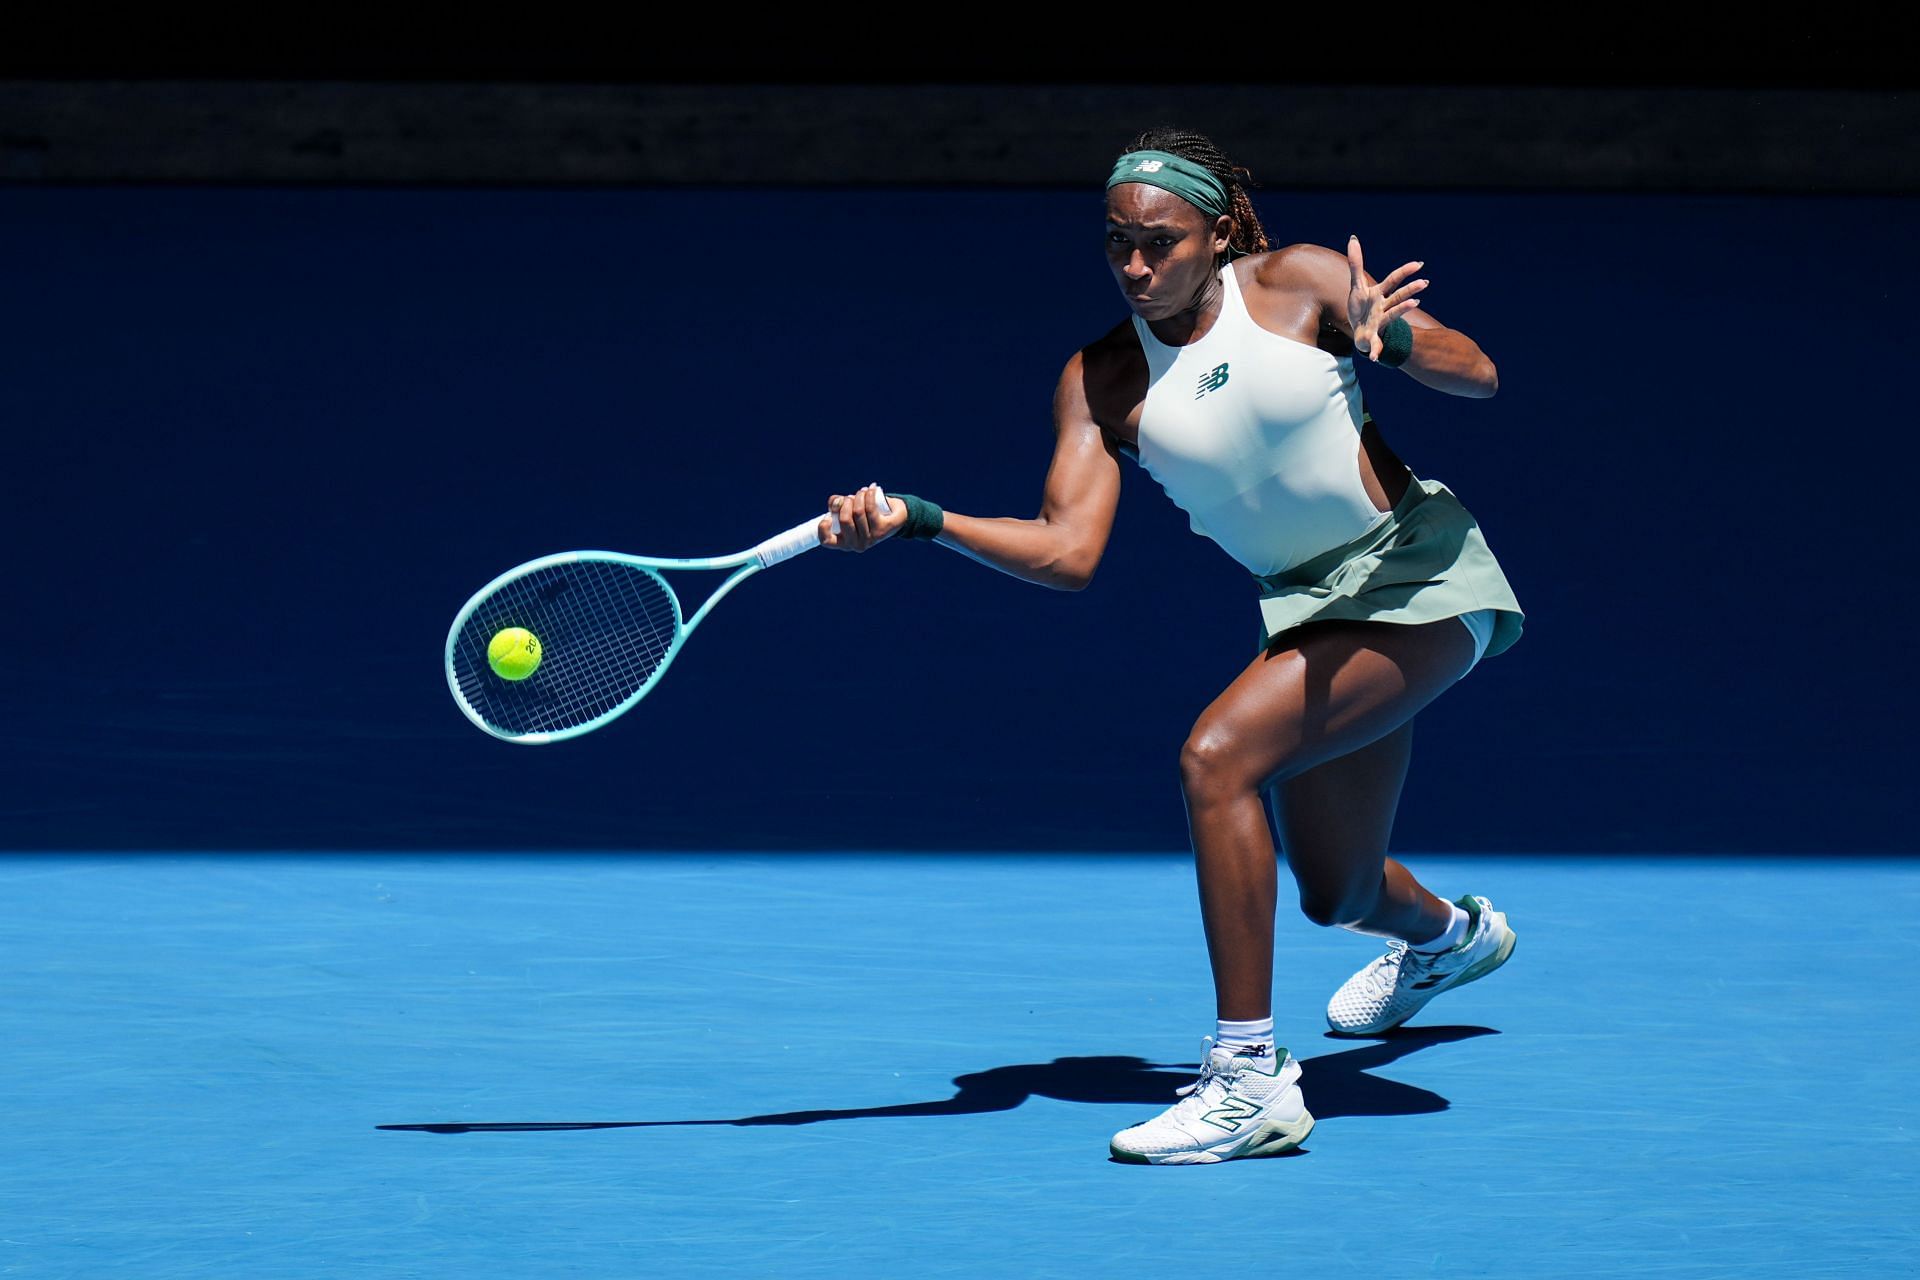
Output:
[1034, 523, 1104, 591]
[1043, 547, 1101, 592]
[1477, 359, 1499, 399]
[1046, 563, 1096, 592]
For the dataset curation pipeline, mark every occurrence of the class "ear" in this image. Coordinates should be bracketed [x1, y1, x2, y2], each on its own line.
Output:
[1213, 214, 1235, 257]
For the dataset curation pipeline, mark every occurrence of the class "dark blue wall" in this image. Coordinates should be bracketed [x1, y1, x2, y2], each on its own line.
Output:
[3, 186, 1910, 852]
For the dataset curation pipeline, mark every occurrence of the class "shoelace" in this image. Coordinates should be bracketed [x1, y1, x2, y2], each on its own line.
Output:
[1173, 1038, 1233, 1114]
[1362, 943, 1410, 996]
[1390, 933, 1476, 994]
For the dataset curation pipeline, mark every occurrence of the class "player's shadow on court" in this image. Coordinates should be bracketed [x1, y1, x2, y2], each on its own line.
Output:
[378, 1025, 1496, 1135]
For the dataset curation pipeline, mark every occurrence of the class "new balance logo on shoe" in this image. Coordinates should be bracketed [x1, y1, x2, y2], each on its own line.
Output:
[1199, 1096, 1261, 1131]
[1111, 1040, 1315, 1162]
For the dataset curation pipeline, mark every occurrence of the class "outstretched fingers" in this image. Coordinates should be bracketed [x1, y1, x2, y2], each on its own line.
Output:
[1376, 258, 1424, 292]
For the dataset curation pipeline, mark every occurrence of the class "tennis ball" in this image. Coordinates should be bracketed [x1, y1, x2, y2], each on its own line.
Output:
[487, 627, 542, 681]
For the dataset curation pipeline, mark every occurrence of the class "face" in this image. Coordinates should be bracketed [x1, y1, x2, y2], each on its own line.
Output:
[1105, 184, 1232, 321]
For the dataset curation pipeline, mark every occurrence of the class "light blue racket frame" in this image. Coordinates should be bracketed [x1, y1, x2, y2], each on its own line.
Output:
[445, 498, 887, 745]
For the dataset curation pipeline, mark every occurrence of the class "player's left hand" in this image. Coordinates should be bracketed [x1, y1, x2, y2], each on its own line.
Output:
[819, 483, 905, 552]
[1347, 234, 1427, 362]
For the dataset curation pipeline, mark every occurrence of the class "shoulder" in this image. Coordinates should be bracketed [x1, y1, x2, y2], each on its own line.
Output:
[1241, 245, 1352, 343]
[1056, 319, 1140, 391]
[1077, 317, 1146, 390]
[1057, 320, 1146, 437]
[1077, 317, 1140, 370]
[1246, 243, 1346, 292]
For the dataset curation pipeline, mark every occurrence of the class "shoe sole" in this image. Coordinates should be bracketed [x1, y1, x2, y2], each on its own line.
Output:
[1110, 1108, 1316, 1165]
[1326, 914, 1518, 1037]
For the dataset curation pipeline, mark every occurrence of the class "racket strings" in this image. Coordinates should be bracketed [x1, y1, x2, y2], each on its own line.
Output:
[450, 561, 682, 737]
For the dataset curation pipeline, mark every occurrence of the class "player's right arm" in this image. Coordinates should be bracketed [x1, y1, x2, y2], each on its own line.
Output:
[919, 350, 1122, 591]
[823, 350, 1123, 588]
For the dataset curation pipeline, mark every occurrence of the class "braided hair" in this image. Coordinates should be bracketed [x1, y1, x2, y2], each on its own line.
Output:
[1122, 127, 1270, 261]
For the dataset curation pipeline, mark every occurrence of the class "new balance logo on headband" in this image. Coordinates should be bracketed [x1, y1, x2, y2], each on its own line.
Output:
[1195, 363, 1230, 398]
[1134, 160, 1165, 173]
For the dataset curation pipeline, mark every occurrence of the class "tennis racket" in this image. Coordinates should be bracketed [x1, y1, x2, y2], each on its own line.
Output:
[445, 492, 891, 744]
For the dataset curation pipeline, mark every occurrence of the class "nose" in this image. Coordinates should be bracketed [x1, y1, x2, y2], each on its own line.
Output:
[1123, 251, 1150, 281]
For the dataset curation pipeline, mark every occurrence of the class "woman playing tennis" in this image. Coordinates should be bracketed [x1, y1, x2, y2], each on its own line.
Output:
[822, 127, 1524, 1165]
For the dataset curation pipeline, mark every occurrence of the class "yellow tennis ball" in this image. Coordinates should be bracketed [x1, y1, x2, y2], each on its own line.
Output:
[487, 627, 542, 681]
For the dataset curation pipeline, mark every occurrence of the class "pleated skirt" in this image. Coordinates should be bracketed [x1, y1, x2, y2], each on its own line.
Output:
[1254, 473, 1526, 659]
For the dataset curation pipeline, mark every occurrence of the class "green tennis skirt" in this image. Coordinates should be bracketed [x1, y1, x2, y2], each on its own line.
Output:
[1253, 474, 1526, 659]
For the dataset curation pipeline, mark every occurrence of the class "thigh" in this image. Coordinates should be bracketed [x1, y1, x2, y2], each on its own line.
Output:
[1191, 615, 1478, 789]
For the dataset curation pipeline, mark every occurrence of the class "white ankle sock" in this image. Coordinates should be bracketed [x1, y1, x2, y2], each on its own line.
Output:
[1410, 902, 1469, 954]
[1215, 1017, 1276, 1062]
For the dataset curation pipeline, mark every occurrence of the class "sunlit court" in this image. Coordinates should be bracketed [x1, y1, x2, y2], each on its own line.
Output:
[7, 853, 1916, 1274]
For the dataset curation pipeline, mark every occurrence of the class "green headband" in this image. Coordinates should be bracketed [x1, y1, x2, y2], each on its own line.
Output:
[1107, 150, 1244, 259]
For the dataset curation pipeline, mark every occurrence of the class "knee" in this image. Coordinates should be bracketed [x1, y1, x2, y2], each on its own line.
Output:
[1297, 882, 1379, 929]
[1178, 728, 1254, 802]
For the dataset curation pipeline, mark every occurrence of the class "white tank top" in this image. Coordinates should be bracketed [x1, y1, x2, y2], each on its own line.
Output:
[1126, 262, 1392, 578]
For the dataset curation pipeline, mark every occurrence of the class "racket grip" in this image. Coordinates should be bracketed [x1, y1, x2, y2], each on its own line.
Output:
[754, 515, 828, 567]
[757, 490, 893, 567]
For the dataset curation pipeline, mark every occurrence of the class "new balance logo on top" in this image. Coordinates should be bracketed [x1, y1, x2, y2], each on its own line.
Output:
[1195, 363, 1230, 398]
[1133, 160, 1166, 173]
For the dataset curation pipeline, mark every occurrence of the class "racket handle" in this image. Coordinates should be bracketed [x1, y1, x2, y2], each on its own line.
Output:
[754, 516, 828, 568]
[756, 489, 893, 568]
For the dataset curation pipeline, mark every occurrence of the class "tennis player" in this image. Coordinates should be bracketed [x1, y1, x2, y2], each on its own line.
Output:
[822, 127, 1525, 1165]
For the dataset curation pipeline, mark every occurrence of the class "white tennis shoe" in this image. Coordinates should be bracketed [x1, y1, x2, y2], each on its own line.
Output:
[1326, 894, 1517, 1036]
[1109, 1042, 1315, 1165]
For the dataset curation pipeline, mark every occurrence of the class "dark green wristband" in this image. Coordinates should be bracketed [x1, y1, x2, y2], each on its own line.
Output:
[887, 492, 945, 540]
[1378, 316, 1415, 368]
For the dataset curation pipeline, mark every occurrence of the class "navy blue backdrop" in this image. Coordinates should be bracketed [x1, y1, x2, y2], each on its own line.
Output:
[3, 186, 1909, 852]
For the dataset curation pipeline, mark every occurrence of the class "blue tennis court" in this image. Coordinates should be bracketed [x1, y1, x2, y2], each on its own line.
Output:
[4, 851, 1911, 1276]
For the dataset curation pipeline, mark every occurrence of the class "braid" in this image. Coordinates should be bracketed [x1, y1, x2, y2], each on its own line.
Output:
[1124, 127, 1270, 259]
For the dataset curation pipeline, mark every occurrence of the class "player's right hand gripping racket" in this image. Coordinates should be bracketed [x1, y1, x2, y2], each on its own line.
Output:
[445, 494, 890, 744]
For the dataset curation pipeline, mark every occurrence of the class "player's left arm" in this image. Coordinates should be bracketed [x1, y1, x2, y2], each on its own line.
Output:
[1285, 236, 1499, 399]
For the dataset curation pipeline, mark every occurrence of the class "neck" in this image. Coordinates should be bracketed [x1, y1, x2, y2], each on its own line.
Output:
[1146, 263, 1226, 347]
